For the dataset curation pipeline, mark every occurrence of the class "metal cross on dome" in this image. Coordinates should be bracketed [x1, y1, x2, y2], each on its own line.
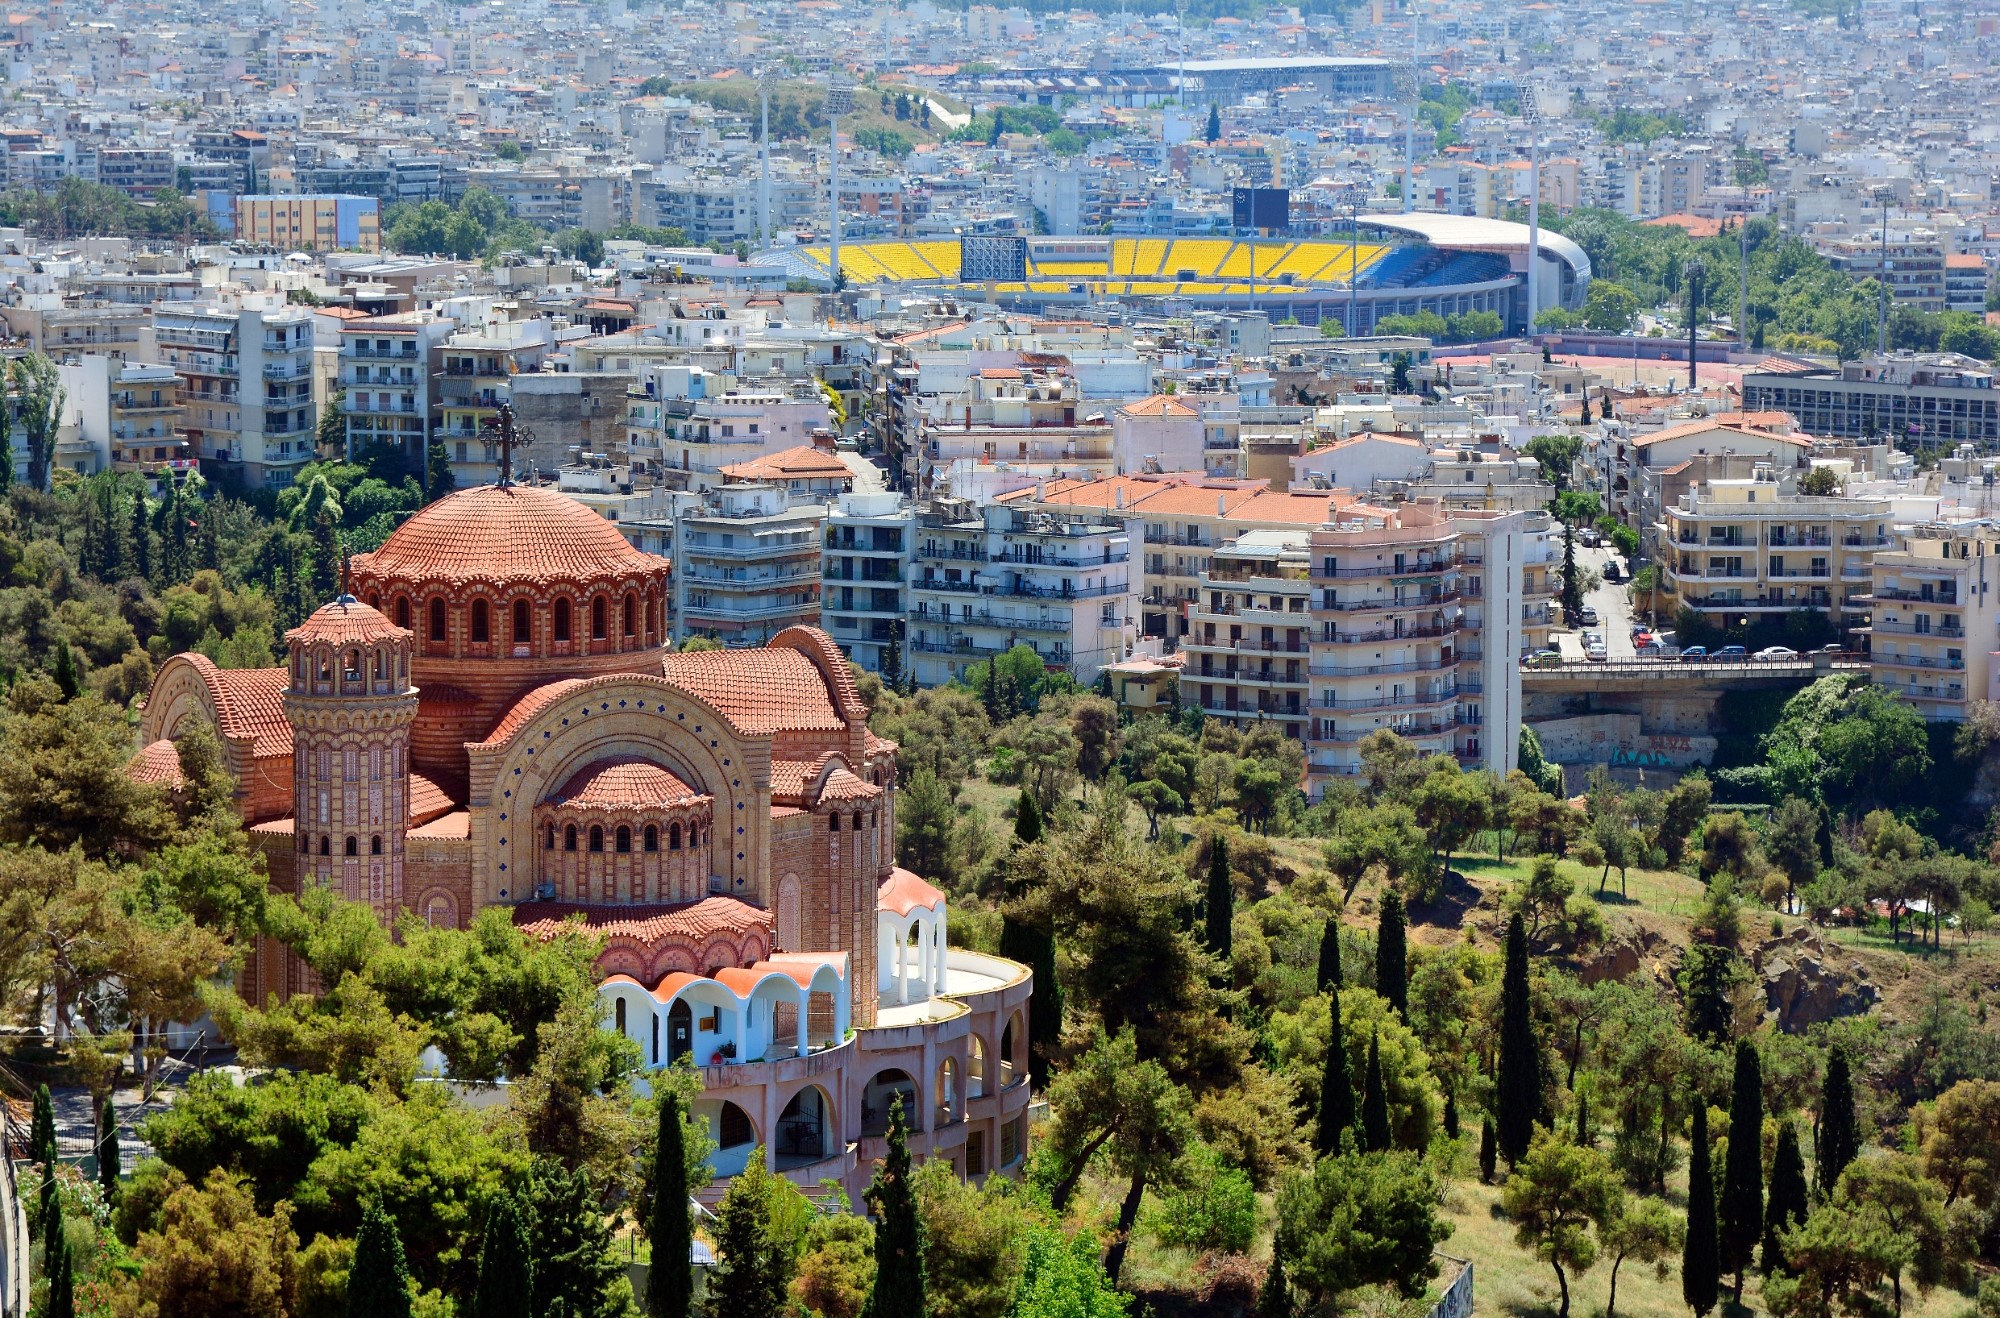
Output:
[481, 403, 533, 488]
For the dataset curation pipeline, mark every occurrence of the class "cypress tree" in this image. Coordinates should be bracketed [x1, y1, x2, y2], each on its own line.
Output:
[30, 1084, 55, 1169]
[1314, 989, 1354, 1157]
[1257, 1243, 1290, 1318]
[1683, 1101, 1720, 1318]
[97, 1093, 120, 1203]
[1762, 1120, 1808, 1275]
[1316, 917, 1341, 993]
[1205, 835, 1234, 963]
[1720, 1041, 1764, 1298]
[50, 640, 78, 700]
[1360, 1031, 1391, 1153]
[981, 659, 1002, 723]
[1478, 1118, 1497, 1184]
[530, 1162, 626, 1318]
[1817, 1045, 1859, 1198]
[130, 488, 152, 583]
[473, 1193, 533, 1318]
[1205, 101, 1221, 143]
[866, 1096, 926, 1318]
[1376, 888, 1407, 1017]
[1495, 912, 1540, 1164]
[1014, 788, 1042, 844]
[705, 1159, 785, 1318]
[43, 1187, 72, 1318]
[426, 442, 455, 503]
[646, 1092, 691, 1318]
[348, 1201, 414, 1318]
[1443, 1089, 1459, 1140]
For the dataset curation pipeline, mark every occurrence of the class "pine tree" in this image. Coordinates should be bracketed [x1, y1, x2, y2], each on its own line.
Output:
[1495, 912, 1541, 1164]
[1257, 1243, 1290, 1318]
[1376, 888, 1407, 1017]
[1762, 1120, 1808, 1275]
[866, 1096, 926, 1318]
[1574, 1089, 1590, 1147]
[1360, 1031, 1391, 1153]
[130, 487, 152, 583]
[1205, 835, 1233, 963]
[988, 109, 1005, 146]
[981, 659, 1002, 723]
[1478, 1118, 1497, 1184]
[50, 640, 78, 701]
[1205, 102, 1221, 143]
[473, 1193, 533, 1318]
[1683, 1101, 1720, 1318]
[196, 499, 221, 572]
[97, 1093, 120, 1203]
[348, 1200, 414, 1318]
[647, 1094, 692, 1318]
[1817, 1045, 1859, 1198]
[1314, 989, 1354, 1156]
[1316, 917, 1341, 993]
[1719, 1041, 1764, 1298]
[1559, 522, 1584, 623]
[529, 1161, 626, 1318]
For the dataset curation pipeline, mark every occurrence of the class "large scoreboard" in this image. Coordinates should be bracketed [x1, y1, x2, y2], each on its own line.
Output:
[959, 235, 1029, 282]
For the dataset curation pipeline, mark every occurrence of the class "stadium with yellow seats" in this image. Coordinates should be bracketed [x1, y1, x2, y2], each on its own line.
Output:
[771, 216, 1591, 334]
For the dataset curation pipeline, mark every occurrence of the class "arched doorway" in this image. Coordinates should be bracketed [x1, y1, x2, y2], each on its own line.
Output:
[667, 1000, 693, 1064]
[700, 1098, 758, 1177]
[776, 1085, 835, 1170]
[862, 1068, 919, 1136]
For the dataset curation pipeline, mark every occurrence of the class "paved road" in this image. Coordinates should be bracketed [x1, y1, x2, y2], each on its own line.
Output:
[1554, 544, 1635, 660]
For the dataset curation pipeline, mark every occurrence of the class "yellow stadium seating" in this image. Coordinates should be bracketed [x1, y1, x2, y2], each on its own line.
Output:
[1115, 239, 1168, 275]
[911, 241, 961, 278]
[872, 244, 944, 281]
[1159, 239, 1232, 278]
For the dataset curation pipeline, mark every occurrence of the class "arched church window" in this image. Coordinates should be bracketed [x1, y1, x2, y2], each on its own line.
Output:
[689, 823, 699, 847]
[591, 596, 607, 640]
[616, 826, 631, 853]
[471, 600, 490, 644]
[513, 599, 530, 644]
[371, 836, 382, 855]
[589, 826, 604, 853]
[555, 599, 571, 642]
[373, 650, 387, 680]
[644, 825, 658, 852]
[345, 836, 358, 856]
[670, 823, 681, 850]
[546, 824, 555, 849]
[395, 597, 411, 629]
[565, 824, 578, 852]
[429, 599, 446, 642]
[342, 649, 361, 681]
[829, 814, 840, 832]
[622, 594, 636, 637]
[319, 836, 330, 856]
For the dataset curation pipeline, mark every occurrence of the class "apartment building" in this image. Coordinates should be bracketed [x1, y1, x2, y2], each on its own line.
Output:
[1305, 501, 1526, 788]
[436, 319, 555, 485]
[1862, 523, 2000, 722]
[1182, 532, 1313, 741]
[1657, 475, 1891, 632]
[822, 491, 914, 675]
[1825, 230, 1947, 311]
[1740, 356, 2000, 445]
[154, 303, 317, 489]
[628, 375, 835, 492]
[339, 313, 452, 468]
[233, 194, 382, 252]
[96, 148, 175, 199]
[905, 495, 1135, 687]
[672, 484, 826, 647]
[1946, 254, 1990, 315]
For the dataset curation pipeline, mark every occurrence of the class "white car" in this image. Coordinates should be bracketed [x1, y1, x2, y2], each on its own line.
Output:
[1754, 646, 1800, 661]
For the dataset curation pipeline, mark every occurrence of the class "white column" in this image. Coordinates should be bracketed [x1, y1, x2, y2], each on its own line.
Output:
[934, 919, 947, 994]
[797, 990, 810, 1057]
[897, 929, 909, 1004]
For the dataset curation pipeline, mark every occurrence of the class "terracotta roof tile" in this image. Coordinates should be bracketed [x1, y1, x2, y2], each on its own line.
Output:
[817, 766, 880, 802]
[719, 445, 854, 483]
[513, 895, 773, 945]
[287, 596, 408, 648]
[657, 649, 845, 735]
[477, 679, 586, 746]
[550, 757, 709, 811]
[878, 866, 946, 917]
[411, 810, 471, 839]
[129, 739, 186, 788]
[353, 484, 666, 589]
[1118, 393, 1200, 418]
[208, 665, 293, 758]
[409, 772, 458, 825]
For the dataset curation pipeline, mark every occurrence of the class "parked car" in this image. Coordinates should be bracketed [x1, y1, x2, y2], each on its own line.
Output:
[1586, 645, 1608, 662]
[1529, 650, 1564, 668]
[1604, 561, 1623, 582]
[1679, 646, 1710, 661]
[1754, 646, 1799, 661]
[1580, 606, 1600, 626]
[1718, 645, 1749, 660]
[1580, 527, 1602, 547]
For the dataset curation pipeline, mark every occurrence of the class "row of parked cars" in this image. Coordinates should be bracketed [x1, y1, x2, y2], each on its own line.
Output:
[1527, 636, 1838, 666]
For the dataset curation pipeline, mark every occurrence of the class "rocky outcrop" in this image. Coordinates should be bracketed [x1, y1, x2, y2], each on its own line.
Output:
[1578, 928, 1668, 985]
[1753, 926, 1879, 1032]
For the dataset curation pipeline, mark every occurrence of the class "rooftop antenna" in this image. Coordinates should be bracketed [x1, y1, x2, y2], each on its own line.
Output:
[1520, 78, 1547, 337]
[824, 69, 855, 297]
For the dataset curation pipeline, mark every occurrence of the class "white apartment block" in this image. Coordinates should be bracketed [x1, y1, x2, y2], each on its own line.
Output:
[821, 492, 914, 676]
[1863, 524, 2000, 722]
[1182, 531, 1314, 741]
[1659, 477, 1891, 631]
[627, 370, 834, 492]
[1305, 501, 1525, 789]
[154, 303, 318, 489]
[340, 313, 452, 470]
[672, 484, 826, 647]
[905, 495, 1136, 687]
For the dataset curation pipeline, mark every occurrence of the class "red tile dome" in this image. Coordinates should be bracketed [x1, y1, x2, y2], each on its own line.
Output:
[353, 484, 663, 589]
[549, 757, 711, 811]
[286, 596, 407, 648]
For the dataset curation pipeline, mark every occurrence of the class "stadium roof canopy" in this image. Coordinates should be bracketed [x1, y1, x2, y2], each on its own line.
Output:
[1358, 214, 1593, 284]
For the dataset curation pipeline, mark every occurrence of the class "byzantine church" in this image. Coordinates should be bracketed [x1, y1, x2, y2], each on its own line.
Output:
[129, 480, 1033, 1199]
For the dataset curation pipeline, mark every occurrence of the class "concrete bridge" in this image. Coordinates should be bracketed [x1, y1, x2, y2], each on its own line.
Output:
[1520, 653, 1871, 785]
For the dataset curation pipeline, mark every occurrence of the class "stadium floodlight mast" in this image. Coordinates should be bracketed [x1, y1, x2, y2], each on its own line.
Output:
[824, 70, 855, 293]
[1519, 78, 1547, 336]
[757, 68, 776, 251]
[1389, 61, 1418, 215]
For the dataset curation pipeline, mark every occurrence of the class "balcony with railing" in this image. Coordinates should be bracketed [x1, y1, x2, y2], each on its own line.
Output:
[1872, 652, 1965, 671]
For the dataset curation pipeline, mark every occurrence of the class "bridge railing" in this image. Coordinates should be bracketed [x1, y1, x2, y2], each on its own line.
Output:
[1520, 653, 1871, 678]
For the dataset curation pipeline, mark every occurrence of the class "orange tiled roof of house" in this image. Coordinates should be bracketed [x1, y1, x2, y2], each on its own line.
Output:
[1117, 393, 1200, 417]
[719, 444, 852, 483]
